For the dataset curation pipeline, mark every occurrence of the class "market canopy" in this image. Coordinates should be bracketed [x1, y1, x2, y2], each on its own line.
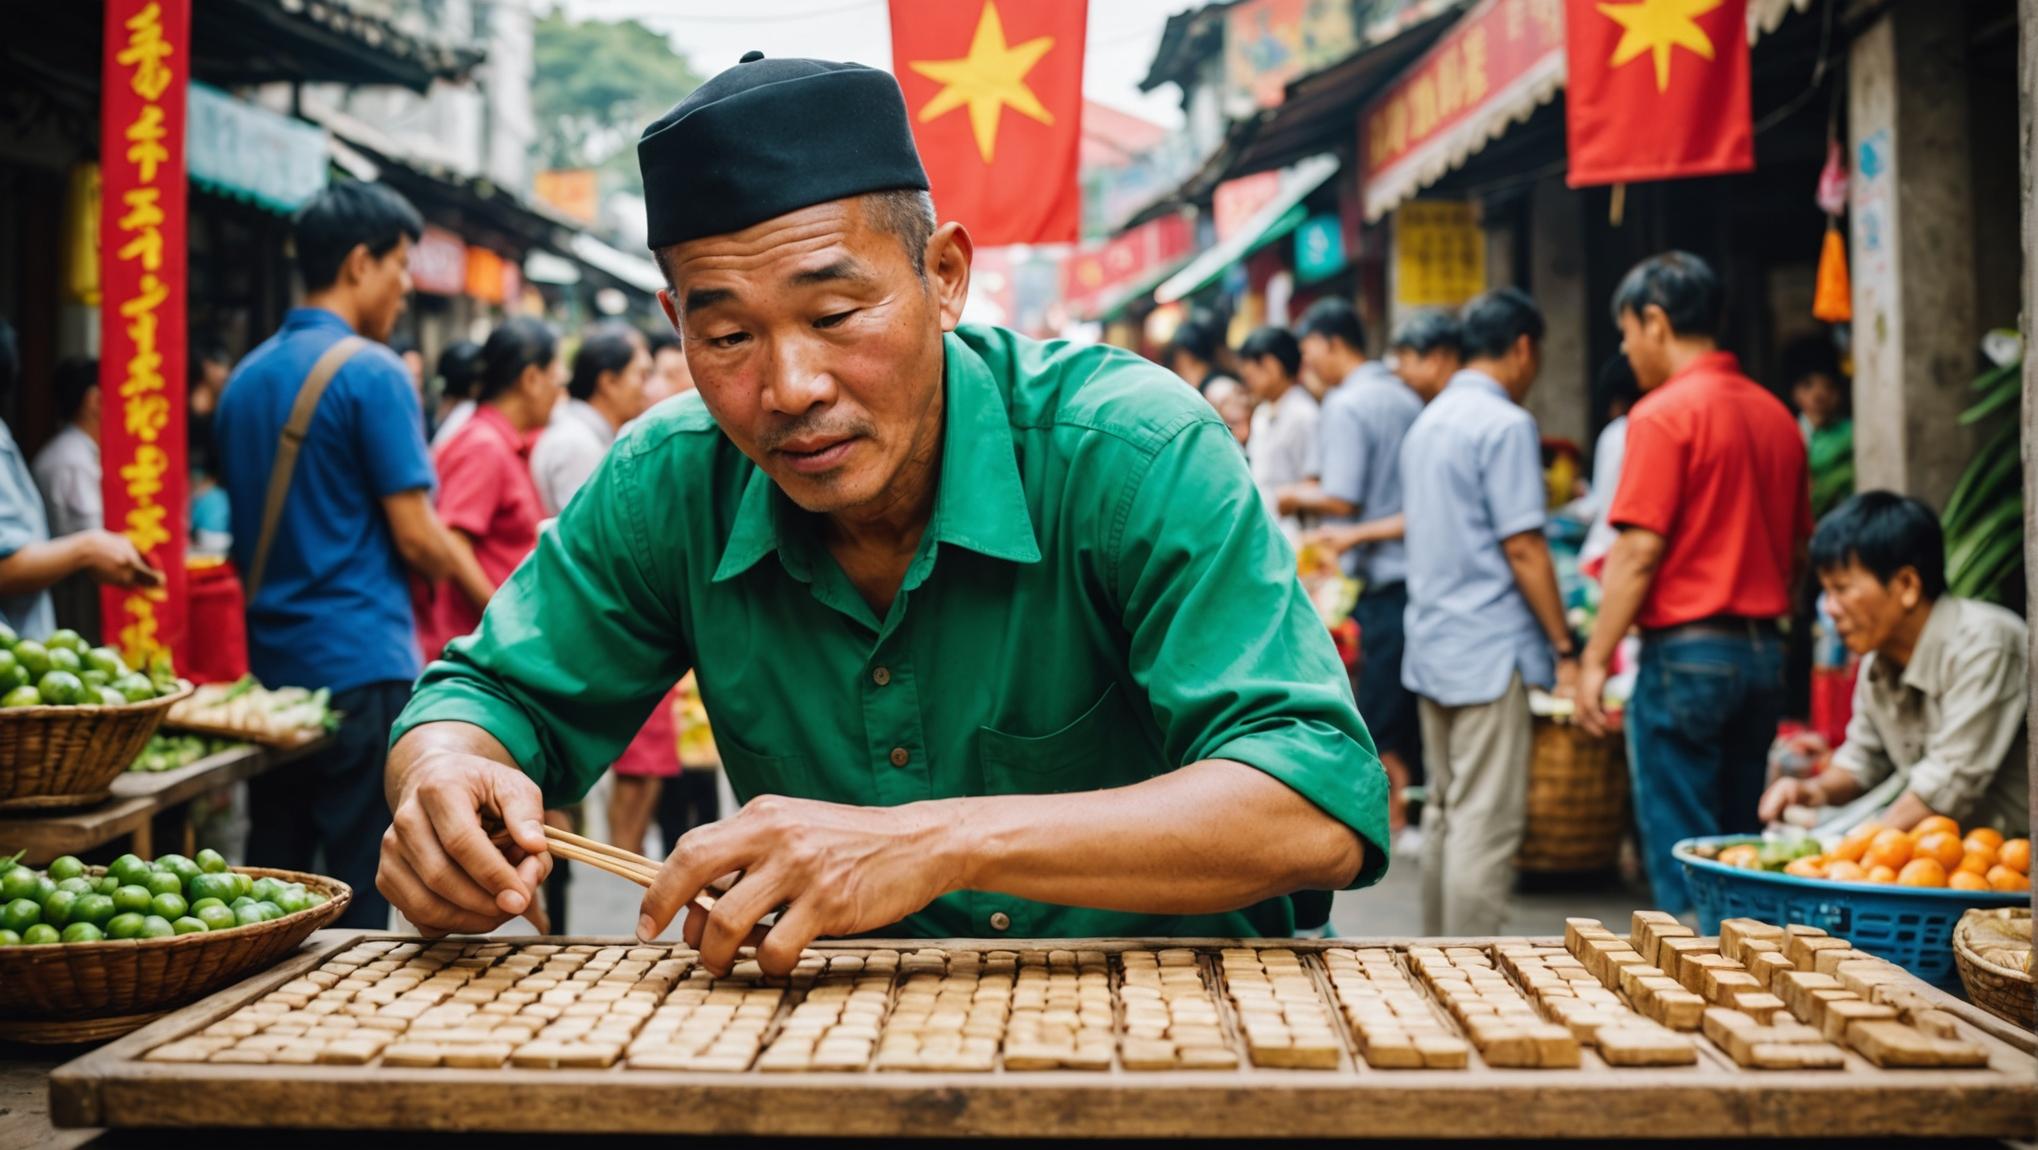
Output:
[1154, 153, 1337, 305]
[192, 0, 483, 93]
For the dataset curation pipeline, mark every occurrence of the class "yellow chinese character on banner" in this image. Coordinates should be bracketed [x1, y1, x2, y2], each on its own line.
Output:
[118, 2, 175, 102]
[1461, 28, 1489, 104]
[125, 105, 167, 183]
[1409, 73, 1439, 140]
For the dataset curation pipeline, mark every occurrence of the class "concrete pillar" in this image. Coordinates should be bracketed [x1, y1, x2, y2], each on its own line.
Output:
[1526, 175, 1589, 447]
[1846, 2, 1979, 508]
[2019, 0, 2034, 815]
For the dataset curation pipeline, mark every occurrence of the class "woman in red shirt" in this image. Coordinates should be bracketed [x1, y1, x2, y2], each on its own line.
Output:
[419, 317, 564, 661]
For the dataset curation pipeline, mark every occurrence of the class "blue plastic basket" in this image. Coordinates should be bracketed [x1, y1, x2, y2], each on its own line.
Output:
[1676, 835, 2028, 989]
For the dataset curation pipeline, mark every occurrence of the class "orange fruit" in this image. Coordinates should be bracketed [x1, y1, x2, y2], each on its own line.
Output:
[1783, 856, 1828, 879]
[1864, 865, 1898, 884]
[1948, 870, 1991, 891]
[1862, 829, 1914, 871]
[1824, 860, 1867, 883]
[1897, 858, 1947, 887]
[1985, 865, 2028, 893]
[1914, 831, 1965, 870]
[2000, 838, 2030, 875]
[1958, 849, 1995, 875]
[1909, 815, 1961, 840]
[1830, 828, 1874, 864]
[1963, 827, 2005, 853]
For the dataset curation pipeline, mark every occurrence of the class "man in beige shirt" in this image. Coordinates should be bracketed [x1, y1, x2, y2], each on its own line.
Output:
[1760, 492, 2028, 835]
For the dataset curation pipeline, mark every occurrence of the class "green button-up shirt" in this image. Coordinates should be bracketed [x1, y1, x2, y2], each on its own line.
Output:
[394, 325, 1389, 938]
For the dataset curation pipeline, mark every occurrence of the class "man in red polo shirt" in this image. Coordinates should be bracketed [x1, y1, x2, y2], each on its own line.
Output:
[1577, 252, 1810, 914]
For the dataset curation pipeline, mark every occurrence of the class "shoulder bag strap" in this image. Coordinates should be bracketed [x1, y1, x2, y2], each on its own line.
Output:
[244, 335, 367, 600]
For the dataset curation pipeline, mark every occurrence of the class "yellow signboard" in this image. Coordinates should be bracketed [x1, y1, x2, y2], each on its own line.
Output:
[1393, 199, 1484, 307]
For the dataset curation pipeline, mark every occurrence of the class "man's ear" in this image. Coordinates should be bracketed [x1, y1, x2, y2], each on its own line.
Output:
[339, 242, 373, 287]
[658, 288, 681, 333]
[1894, 566, 1925, 611]
[928, 221, 973, 332]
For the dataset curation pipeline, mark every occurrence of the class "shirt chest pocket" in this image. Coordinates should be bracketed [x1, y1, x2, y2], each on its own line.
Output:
[976, 682, 1147, 795]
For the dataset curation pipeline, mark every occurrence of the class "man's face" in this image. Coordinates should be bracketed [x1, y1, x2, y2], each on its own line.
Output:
[614, 343, 655, 421]
[1818, 560, 1921, 657]
[648, 346, 693, 404]
[658, 197, 969, 516]
[1237, 355, 1279, 401]
[1618, 308, 1672, 391]
[1298, 333, 1335, 389]
[358, 237, 413, 344]
[1392, 347, 1459, 399]
[1793, 372, 1842, 427]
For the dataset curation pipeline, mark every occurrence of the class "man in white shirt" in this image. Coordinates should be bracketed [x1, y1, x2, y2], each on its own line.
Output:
[32, 358, 102, 539]
[530, 326, 653, 517]
[1237, 326, 1318, 541]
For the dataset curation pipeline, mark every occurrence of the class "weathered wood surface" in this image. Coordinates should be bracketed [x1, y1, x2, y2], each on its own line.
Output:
[46, 931, 2036, 1139]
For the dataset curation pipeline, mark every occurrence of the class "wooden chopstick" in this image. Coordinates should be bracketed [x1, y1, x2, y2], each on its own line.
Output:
[541, 825, 718, 912]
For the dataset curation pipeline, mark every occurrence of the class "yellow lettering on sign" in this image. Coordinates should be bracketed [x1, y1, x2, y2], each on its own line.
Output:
[117, 2, 174, 102]
[1436, 43, 1465, 116]
[125, 105, 168, 183]
[1462, 28, 1490, 104]
[1409, 73, 1439, 140]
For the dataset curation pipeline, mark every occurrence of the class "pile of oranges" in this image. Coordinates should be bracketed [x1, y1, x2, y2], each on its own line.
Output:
[1783, 818, 2029, 891]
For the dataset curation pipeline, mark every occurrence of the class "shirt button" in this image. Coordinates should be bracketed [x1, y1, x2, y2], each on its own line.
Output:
[889, 746, 909, 768]
[872, 666, 891, 687]
[989, 912, 1011, 932]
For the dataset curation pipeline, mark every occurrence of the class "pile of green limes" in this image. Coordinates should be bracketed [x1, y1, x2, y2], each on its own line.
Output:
[0, 624, 160, 708]
[0, 850, 329, 945]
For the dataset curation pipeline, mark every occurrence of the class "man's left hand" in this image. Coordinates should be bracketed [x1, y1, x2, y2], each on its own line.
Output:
[639, 795, 966, 976]
[1575, 658, 1611, 736]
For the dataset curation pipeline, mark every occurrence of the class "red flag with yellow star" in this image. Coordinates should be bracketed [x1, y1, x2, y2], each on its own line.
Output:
[890, 0, 1086, 244]
[1563, 0, 1752, 186]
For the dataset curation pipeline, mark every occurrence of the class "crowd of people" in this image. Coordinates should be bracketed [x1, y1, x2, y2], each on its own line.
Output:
[1167, 252, 2029, 936]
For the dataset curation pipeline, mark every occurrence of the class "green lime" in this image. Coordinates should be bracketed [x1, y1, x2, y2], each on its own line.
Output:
[54, 876, 93, 897]
[39, 889, 77, 926]
[60, 921, 103, 943]
[157, 854, 200, 885]
[44, 647, 81, 675]
[85, 646, 127, 677]
[45, 628, 85, 654]
[254, 901, 284, 922]
[0, 649, 18, 683]
[108, 853, 150, 885]
[22, 923, 59, 945]
[1, 685, 40, 708]
[189, 897, 225, 913]
[111, 673, 155, 702]
[171, 916, 207, 935]
[0, 897, 41, 933]
[95, 875, 119, 895]
[0, 866, 37, 901]
[112, 884, 154, 915]
[142, 870, 182, 898]
[232, 872, 253, 899]
[12, 640, 50, 678]
[72, 892, 115, 927]
[79, 667, 108, 687]
[0, 621, 18, 646]
[230, 896, 256, 911]
[249, 877, 283, 903]
[29, 874, 53, 902]
[195, 904, 236, 931]
[186, 872, 238, 904]
[306, 892, 330, 907]
[137, 915, 174, 939]
[233, 903, 266, 927]
[95, 686, 126, 707]
[35, 670, 84, 705]
[0, 929, 19, 946]
[195, 848, 228, 874]
[148, 892, 188, 920]
[274, 887, 312, 915]
[47, 855, 84, 881]
[104, 912, 145, 939]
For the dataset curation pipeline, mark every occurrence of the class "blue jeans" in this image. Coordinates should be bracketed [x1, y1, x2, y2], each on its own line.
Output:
[1626, 629, 1784, 914]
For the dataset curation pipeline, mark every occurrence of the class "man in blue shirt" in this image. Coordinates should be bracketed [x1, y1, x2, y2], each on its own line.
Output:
[1398, 288, 1576, 937]
[216, 182, 481, 927]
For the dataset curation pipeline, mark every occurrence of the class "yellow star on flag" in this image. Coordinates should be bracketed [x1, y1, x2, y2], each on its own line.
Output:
[1597, 0, 1721, 93]
[908, 0, 1056, 164]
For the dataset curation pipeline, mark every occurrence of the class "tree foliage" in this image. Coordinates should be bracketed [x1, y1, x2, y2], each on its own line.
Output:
[532, 9, 702, 191]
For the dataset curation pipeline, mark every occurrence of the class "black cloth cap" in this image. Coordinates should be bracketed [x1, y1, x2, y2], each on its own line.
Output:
[638, 54, 930, 249]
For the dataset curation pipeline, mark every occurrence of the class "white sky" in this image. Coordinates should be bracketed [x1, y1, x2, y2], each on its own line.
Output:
[555, 0, 1191, 127]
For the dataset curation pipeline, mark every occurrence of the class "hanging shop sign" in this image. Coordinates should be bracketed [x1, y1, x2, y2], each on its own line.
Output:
[1359, 0, 1566, 220]
[533, 169, 599, 224]
[1393, 200, 1485, 308]
[1293, 213, 1346, 284]
[1060, 213, 1193, 318]
[99, 0, 190, 664]
[1224, 0, 1361, 111]
[187, 82, 328, 213]
[411, 225, 469, 296]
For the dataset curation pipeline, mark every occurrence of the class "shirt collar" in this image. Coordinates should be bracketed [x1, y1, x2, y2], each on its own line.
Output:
[1446, 368, 1510, 401]
[1896, 597, 1959, 693]
[562, 399, 616, 447]
[284, 307, 354, 334]
[712, 330, 1041, 584]
[471, 404, 532, 459]
[1662, 350, 1743, 389]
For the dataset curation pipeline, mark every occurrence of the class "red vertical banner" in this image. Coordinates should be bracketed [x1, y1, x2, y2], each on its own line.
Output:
[99, 0, 189, 667]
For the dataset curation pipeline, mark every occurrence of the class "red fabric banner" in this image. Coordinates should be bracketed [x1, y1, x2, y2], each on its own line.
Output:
[1564, 0, 1753, 187]
[890, 0, 1087, 245]
[99, 0, 189, 666]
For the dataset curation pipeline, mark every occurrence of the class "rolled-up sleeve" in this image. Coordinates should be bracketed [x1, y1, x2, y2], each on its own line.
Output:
[1112, 416, 1390, 889]
[391, 437, 693, 804]
[1829, 661, 1892, 788]
[1905, 645, 2026, 820]
[1316, 391, 1367, 507]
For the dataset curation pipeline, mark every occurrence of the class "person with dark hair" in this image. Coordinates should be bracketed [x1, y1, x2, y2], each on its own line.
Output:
[644, 328, 694, 404]
[389, 335, 427, 419]
[1575, 252, 1811, 915]
[187, 344, 234, 555]
[531, 326, 651, 518]
[1758, 492, 2027, 837]
[1385, 307, 1463, 402]
[0, 324, 158, 643]
[1278, 296, 1423, 876]
[1396, 288, 1573, 936]
[1164, 312, 1237, 397]
[381, 54, 1387, 960]
[1238, 326, 1316, 540]
[418, 316, 564, 662]
[429, 340, 486, 450]
[32, 358, 106, 640]
[1783, 334, 1853, 521]
[214, 179, 481, 930]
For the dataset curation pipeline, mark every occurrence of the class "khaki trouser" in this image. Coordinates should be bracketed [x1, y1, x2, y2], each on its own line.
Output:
[1418, 673, 1532, 937]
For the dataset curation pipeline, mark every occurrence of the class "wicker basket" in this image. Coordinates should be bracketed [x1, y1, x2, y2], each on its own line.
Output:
[1954, 906, 2034, 1031]
[0, 679, 193, 811]
[1516, 716, 1629, 873]
[0, 866, 349, 1031]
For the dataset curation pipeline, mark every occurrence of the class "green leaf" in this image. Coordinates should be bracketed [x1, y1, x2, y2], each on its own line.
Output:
[1945, 501, 2023, 591]
[1943, 431, 2021, 536]
[0, 850, 23, 870]
[1960, 381, 2019, 425]
[1949, 533, 2023, 601]
[1968, 359, 2020, 393]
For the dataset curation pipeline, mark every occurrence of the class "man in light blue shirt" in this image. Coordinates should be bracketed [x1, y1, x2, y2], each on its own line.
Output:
[1399, 288, 1576, 936]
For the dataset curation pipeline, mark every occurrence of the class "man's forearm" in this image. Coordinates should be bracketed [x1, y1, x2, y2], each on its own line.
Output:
[945, 759, 1363, 914]
[1277, 481, 1358, 519]
[0, 535, 85, 596]
[443, 530, 496, 610]
[1503, 533, 1571, 652]
[386, 719, 521, 809]
[1584, 529, 1664, 665]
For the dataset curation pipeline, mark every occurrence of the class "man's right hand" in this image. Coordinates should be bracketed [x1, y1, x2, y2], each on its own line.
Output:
[1757, 776, 1825, 825]
[74, 531, 163, 588]
[379, 748, 551, 935]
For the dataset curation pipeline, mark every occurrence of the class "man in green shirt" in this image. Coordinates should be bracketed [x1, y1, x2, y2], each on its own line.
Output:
[379, 55, 1388, 975]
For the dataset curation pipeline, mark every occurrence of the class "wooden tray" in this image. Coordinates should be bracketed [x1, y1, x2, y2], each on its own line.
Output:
[158, 716, 324, 750]
[49, 933, 2036, 1139]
